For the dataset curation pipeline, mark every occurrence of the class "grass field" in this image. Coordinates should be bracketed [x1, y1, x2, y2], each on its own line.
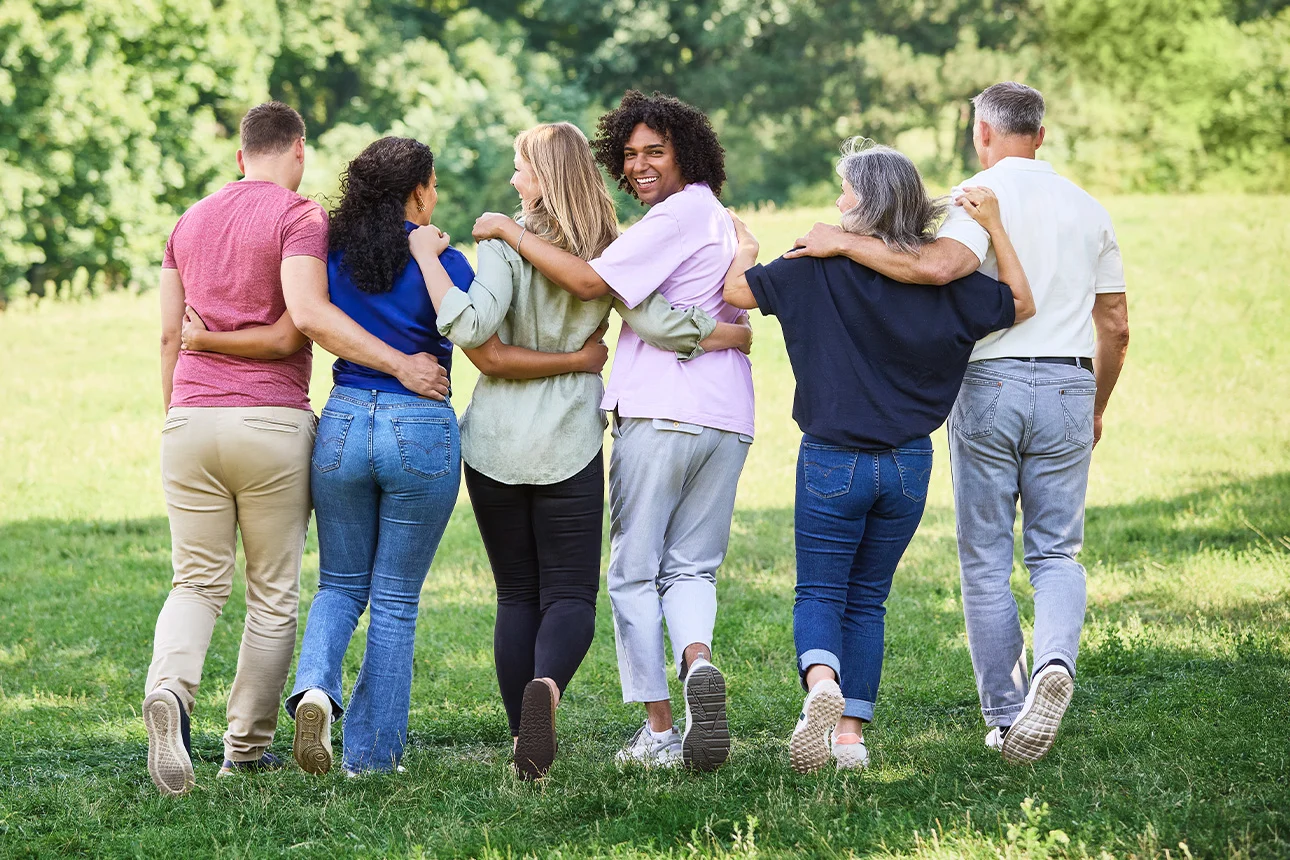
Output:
[1, 196, 1287, 858]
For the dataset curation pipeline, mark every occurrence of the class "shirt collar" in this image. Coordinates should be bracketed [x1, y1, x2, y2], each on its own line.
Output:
[994, 156, 1055, 173]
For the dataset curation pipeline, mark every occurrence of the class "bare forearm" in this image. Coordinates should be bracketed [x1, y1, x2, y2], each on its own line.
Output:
[837, 235, 975, 286]
[186, 326, 303, 360]
[465, 341, 585, 380]
[723, 245, 759, 309]
[161, 341, 179, 411]
[294, 302, 405, 375]
[500, 222, 609, 300]
[1093, 330, 1129, 415]
[985, 228, 1035, 322]
[411, 250, 457, 312]
[700, 321, 751, 352]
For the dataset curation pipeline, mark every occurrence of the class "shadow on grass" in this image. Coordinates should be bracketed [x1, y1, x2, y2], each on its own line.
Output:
[1, 475, 1288, 856]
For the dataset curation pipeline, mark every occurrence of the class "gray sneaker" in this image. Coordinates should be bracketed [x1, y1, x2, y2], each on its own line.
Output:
[615, 720, 682, 767]
[681, 657, 730, 771]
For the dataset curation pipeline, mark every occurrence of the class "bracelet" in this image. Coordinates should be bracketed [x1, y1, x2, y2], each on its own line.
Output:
[516, 226, 527, 255]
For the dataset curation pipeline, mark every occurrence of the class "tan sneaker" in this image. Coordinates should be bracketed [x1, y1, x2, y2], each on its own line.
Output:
[292, 689, 334, 775]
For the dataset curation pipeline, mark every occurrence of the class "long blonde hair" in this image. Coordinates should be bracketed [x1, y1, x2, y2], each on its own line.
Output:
[514, 122, 619, 261]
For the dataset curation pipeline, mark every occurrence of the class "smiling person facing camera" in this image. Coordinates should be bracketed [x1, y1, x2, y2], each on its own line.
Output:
[724, 139, 1034, 773]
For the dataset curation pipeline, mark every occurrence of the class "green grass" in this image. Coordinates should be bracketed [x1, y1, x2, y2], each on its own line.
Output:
[1, 195, 1288, 858]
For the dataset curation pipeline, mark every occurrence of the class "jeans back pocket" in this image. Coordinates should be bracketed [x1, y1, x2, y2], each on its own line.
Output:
[1059, 387, 1096, 448]
[952, 377, 1003, 439]
[312, 409, 354, 473]
[802, 443, 859, 499]
[891, 448, 934, 503]
[392, 416, 453, 479]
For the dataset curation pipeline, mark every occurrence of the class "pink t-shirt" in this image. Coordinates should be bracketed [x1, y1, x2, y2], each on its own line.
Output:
[163, 180, 328, 410]
[590, 183, 755, 436]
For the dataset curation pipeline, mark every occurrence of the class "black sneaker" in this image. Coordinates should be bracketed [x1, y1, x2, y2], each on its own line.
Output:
[143, 688, 195, 796]
[218, 752, 284, 776]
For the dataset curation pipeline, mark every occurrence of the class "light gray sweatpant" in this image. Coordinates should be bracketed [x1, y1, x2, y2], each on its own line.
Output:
[607, 416, 751, 703]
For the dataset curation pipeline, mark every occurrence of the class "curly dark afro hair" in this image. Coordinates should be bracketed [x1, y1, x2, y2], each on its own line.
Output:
[592, 90, 727, 200]
[328, 137, 434, 294]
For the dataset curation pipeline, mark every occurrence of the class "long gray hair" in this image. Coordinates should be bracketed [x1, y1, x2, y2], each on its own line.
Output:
[836, 138, 945, 254]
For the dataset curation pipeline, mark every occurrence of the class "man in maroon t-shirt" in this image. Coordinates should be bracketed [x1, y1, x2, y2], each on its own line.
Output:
[141, 103, 453, 796]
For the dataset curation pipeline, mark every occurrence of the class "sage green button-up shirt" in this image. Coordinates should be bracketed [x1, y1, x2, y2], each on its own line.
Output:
[438, 238, 716, 485]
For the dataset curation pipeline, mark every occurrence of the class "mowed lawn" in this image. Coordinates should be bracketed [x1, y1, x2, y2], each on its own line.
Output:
[0, 196, 1287, 858]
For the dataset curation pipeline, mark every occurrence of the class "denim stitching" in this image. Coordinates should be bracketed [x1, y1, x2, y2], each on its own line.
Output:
[311, 410, 353, 473]
[391, 417, 452, 479]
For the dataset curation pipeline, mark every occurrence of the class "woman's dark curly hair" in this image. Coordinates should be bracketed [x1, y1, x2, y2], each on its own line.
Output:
[328, 137, 434, 294]
[592, 90, 727, 199]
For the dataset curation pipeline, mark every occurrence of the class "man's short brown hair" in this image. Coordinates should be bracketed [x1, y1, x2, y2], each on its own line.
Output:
[239, 102, 305, 157]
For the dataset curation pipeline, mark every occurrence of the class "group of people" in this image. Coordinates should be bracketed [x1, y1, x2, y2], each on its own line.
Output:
[143, 82, 1129, 797]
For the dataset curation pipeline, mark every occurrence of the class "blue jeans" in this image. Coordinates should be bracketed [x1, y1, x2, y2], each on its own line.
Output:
[793, 435, 932, 722]
[949, 359, 1093, 727]
[286, 386, 460, 772]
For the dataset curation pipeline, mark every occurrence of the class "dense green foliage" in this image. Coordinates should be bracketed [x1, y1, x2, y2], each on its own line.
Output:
[1, 198, 1288, 856]
[2, 0, 1288, 298]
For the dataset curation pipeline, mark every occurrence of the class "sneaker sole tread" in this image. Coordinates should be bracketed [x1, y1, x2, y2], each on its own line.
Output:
[143, 691, 194, 796]
[790, 684, 844, 774]
[1002, 670, 1073, 765]
[682, 665, 729, 772]
[293, 700, 333, 776]
[514, 680, 557, 780]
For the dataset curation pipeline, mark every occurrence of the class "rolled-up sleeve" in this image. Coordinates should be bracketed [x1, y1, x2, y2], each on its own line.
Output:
[615, 293, 717, 361]
[936, 187, 991, 264]
[437, 240, 514, 349]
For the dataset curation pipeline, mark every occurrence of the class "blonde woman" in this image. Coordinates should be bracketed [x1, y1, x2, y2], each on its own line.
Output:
[408, 122, 751, 780]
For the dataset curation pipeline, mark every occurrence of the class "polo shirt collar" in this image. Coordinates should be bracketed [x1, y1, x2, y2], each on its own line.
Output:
[995, 156, 1054, 173]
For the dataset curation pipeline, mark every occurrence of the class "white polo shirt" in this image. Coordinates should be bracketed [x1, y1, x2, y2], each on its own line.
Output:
[937, 157, 1126, 362]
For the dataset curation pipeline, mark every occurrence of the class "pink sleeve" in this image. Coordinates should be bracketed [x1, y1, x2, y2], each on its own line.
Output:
[162, 232, 177, 269]
[588, 211, 686, 308]
[281, 202, 330, 261]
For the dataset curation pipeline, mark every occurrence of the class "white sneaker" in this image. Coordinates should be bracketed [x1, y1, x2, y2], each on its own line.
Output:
[788, 679, 845, 774]
[985, 726, 1007, 752]
[615, 720, 682, 767]
[831, 731, 870, 770]
[1001, 663, 1074, 764]
[292, 688, 334, 775]
[682, 657, 730, 771]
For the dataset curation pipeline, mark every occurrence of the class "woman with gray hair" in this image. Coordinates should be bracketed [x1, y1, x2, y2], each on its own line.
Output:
[723, 139, 1034, 773]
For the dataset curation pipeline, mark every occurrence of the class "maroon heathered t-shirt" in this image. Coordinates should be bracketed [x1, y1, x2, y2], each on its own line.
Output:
[163, 180, 329, 410]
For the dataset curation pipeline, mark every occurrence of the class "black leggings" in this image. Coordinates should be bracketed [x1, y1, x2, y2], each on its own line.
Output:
[463, 453, 604, 736]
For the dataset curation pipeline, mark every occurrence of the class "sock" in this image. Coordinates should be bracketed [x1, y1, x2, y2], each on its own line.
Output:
[649, 725, 674, 740]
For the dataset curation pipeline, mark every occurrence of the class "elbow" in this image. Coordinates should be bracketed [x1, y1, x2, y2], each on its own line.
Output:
[160, 332, 179, 351]
[1015, 298, 1037, 323]
[571, 276, 610, 301]
[925, 258, 959, 287]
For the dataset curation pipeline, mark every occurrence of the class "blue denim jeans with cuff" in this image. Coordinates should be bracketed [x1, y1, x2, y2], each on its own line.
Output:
[793, 434, 932, 722]
[286, 386, 460, 772]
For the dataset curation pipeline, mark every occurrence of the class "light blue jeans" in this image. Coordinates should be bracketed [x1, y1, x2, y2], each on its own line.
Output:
[286, 386, 460, 772]
[949, 359, 1094, 727]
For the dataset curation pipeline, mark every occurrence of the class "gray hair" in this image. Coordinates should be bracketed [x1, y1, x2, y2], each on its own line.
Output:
[835, 138, 945, 254]
[972, 82, 1045, 137]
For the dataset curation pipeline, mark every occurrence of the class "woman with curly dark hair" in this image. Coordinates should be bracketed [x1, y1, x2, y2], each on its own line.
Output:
[473, 92, 753, 772]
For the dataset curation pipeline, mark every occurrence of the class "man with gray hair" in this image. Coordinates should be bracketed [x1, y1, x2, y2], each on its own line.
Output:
[786, 81, 1130, 764]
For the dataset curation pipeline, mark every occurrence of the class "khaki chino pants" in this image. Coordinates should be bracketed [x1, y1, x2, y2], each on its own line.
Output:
[146, 406, 315, 761]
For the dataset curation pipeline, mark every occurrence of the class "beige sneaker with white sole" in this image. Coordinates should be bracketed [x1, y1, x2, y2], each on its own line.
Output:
[789, 679, 845, 774]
